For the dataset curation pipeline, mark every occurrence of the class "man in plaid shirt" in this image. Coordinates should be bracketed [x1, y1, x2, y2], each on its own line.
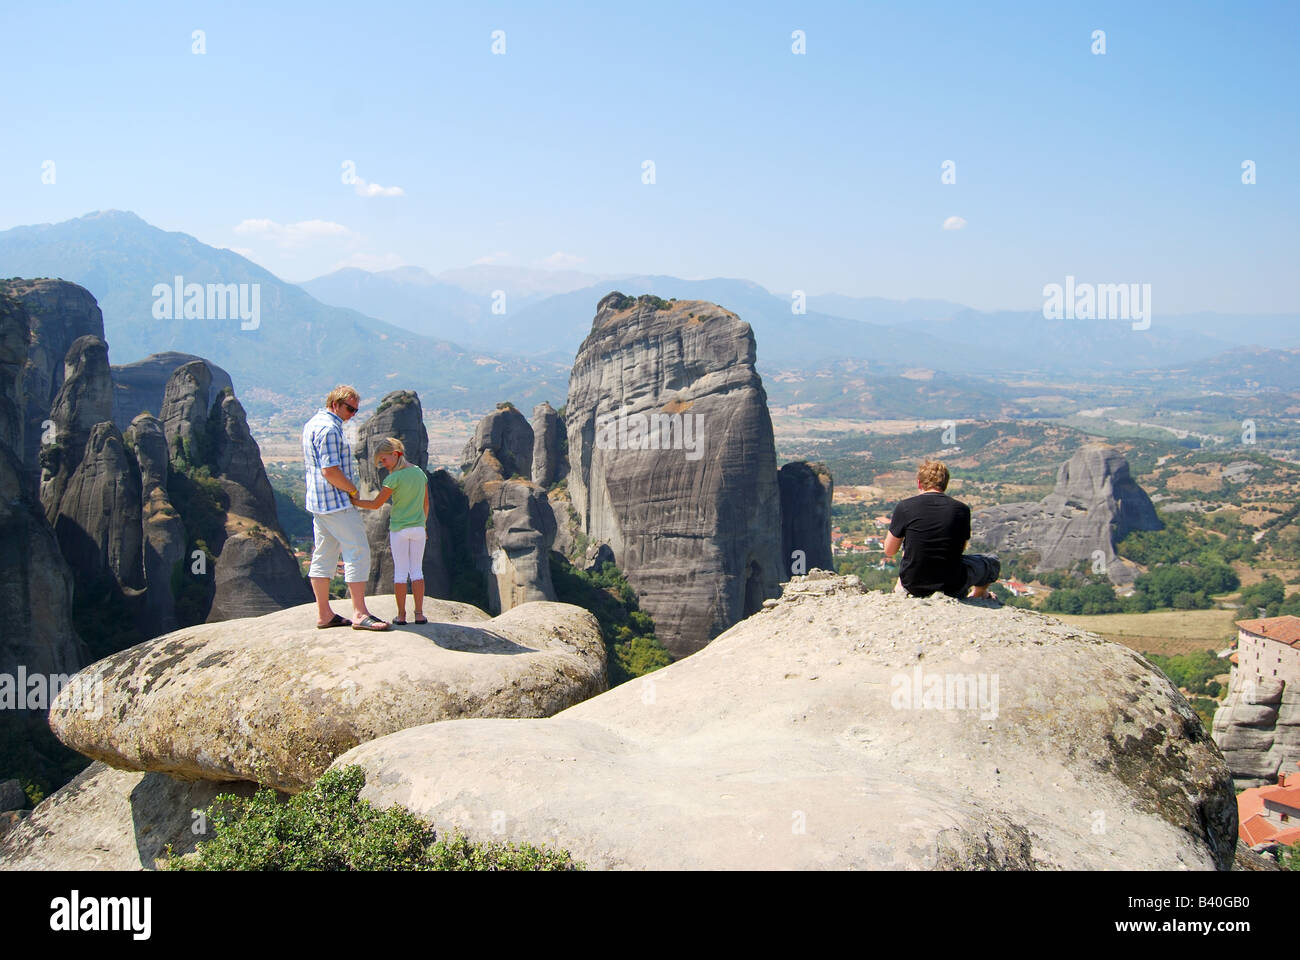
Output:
[303, 385, 389, 630]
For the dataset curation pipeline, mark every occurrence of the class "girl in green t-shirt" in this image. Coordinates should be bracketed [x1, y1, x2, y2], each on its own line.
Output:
[351, 437, 430, 624]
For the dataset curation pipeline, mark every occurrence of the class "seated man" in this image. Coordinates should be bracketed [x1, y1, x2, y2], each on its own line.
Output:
[883, 460, 1000, 599]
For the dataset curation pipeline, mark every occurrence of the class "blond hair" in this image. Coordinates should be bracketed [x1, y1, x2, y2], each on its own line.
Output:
[917, 460, 949, 492]
[325, 384, 359, 409]
[373, 436, 407, 469]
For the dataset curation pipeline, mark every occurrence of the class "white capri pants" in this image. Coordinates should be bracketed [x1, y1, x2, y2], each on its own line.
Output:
[390, 526, 427, 585]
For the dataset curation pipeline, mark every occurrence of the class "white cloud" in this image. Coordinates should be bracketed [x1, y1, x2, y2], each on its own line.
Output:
[329, 251, 407, 272]
[471, 251, 513, 266]
[353, 178, 405, 198]
[943, 216, 967, 231]
[226, 246, 257, 259]
[538, 251, 585, 269]
[234, 218, 354, 247]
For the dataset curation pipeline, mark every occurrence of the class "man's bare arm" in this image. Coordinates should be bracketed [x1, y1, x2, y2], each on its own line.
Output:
[321, 465, 358, 497]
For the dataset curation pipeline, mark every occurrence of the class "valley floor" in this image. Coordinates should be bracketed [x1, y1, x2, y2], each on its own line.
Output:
[1052, 608, 1238, 657]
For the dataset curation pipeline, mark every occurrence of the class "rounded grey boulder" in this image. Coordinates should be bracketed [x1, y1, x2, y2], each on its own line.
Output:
[335, 574, 1236, 870]
[50, 596, 606, 793]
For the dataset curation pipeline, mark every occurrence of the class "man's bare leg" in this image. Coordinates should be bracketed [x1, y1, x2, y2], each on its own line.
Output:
[312, 577, 336, 626]
[347, 581, 378, 623]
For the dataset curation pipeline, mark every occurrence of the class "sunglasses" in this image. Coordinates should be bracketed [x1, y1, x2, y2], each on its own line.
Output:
[340, 401, 358, 414]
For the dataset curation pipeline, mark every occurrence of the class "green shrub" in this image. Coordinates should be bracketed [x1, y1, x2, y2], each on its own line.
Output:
[549, 554, 670, 685]
[1280, 843, 1300, 872]
[169, 766, 581, 871]
[1146, 649, 1226, 696]
[1188, 697, 1219, 730]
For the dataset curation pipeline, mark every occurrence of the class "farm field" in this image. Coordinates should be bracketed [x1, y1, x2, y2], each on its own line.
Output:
[1051, 608, 1240, 656]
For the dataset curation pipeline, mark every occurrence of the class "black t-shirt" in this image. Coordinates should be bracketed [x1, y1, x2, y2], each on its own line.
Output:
[889, 492, 970, 597]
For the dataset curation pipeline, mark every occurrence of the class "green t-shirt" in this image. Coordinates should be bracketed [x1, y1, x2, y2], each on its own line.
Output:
[383, 465, 427, 532]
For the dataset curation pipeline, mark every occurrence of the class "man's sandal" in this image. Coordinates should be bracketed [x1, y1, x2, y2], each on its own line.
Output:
[352, 615, 390, 631]
[316, 613, 349, 629]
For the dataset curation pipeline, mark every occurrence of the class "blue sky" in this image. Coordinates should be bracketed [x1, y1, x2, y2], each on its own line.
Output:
[2, 0, 1296, 312]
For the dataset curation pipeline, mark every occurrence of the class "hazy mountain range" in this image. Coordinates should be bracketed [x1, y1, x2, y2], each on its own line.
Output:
[1, 210, 1297, 421]
[301, 261, 1300, 372]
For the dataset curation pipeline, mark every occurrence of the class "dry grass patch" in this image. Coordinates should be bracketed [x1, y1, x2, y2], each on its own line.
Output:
[1052, 608, 1238, 656]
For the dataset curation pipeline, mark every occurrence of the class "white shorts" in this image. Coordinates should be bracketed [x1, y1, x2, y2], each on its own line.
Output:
[390, 525, 427, 585]
[309, 508, 370, 583]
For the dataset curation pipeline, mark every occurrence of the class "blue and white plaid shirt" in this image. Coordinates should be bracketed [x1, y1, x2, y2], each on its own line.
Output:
[303, 408, 357, 514]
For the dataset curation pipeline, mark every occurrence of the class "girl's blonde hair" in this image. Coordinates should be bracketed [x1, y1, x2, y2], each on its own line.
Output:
[373, 437, 408, 469]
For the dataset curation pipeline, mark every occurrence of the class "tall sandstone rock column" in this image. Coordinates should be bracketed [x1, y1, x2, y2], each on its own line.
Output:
[779, 461, 834, 577]
[566, 293, 783, 658]
[353, 390, 449, 599]
[460, 406, 556, 614]
[125, 413, 187, 638]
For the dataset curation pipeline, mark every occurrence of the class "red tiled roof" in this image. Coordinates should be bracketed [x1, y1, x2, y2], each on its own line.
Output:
[1239, 813, 1300, 847]
[1236, 767, 1300, 846]
[1236, 616, 1300, 647]
[1260, 784, 1300, 811]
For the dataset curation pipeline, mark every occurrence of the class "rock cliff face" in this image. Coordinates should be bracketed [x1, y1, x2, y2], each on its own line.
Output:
[212, 392, 279, 529]
[151, 360, 309, 623]
[461, 405, 532, 480]
[160, 359, 211, 466]
[110, 351, 232, 431]
[565, 293, 783, 657]
[972, 445, 1162, 584]
[779, 461, 834, 577]
[461, 408, 556, 614]
[124, 414, 185, 638]
[1, 280, 105, 496]
[38, 335, 145, 601]
[333, 573, 1237, 870]
[16, 292, 308, 640]
[38, 335, 114, 524]
[0, 290, 83, 685]
[49, 421, 144, 596]
[353, 391, 449, 598]
[1213, 673, 1300, 791]
[531, 401, 564, 486]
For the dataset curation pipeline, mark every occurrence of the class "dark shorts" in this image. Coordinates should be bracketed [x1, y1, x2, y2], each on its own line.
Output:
[957, 554, 1001, 597]
[903, 554, 1000, 598]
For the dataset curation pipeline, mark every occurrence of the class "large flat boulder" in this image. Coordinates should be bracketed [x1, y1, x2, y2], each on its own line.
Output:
[50, 596, 605, 793]
[0, 761, 258, 871]
[334, 574, 1236, 870]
